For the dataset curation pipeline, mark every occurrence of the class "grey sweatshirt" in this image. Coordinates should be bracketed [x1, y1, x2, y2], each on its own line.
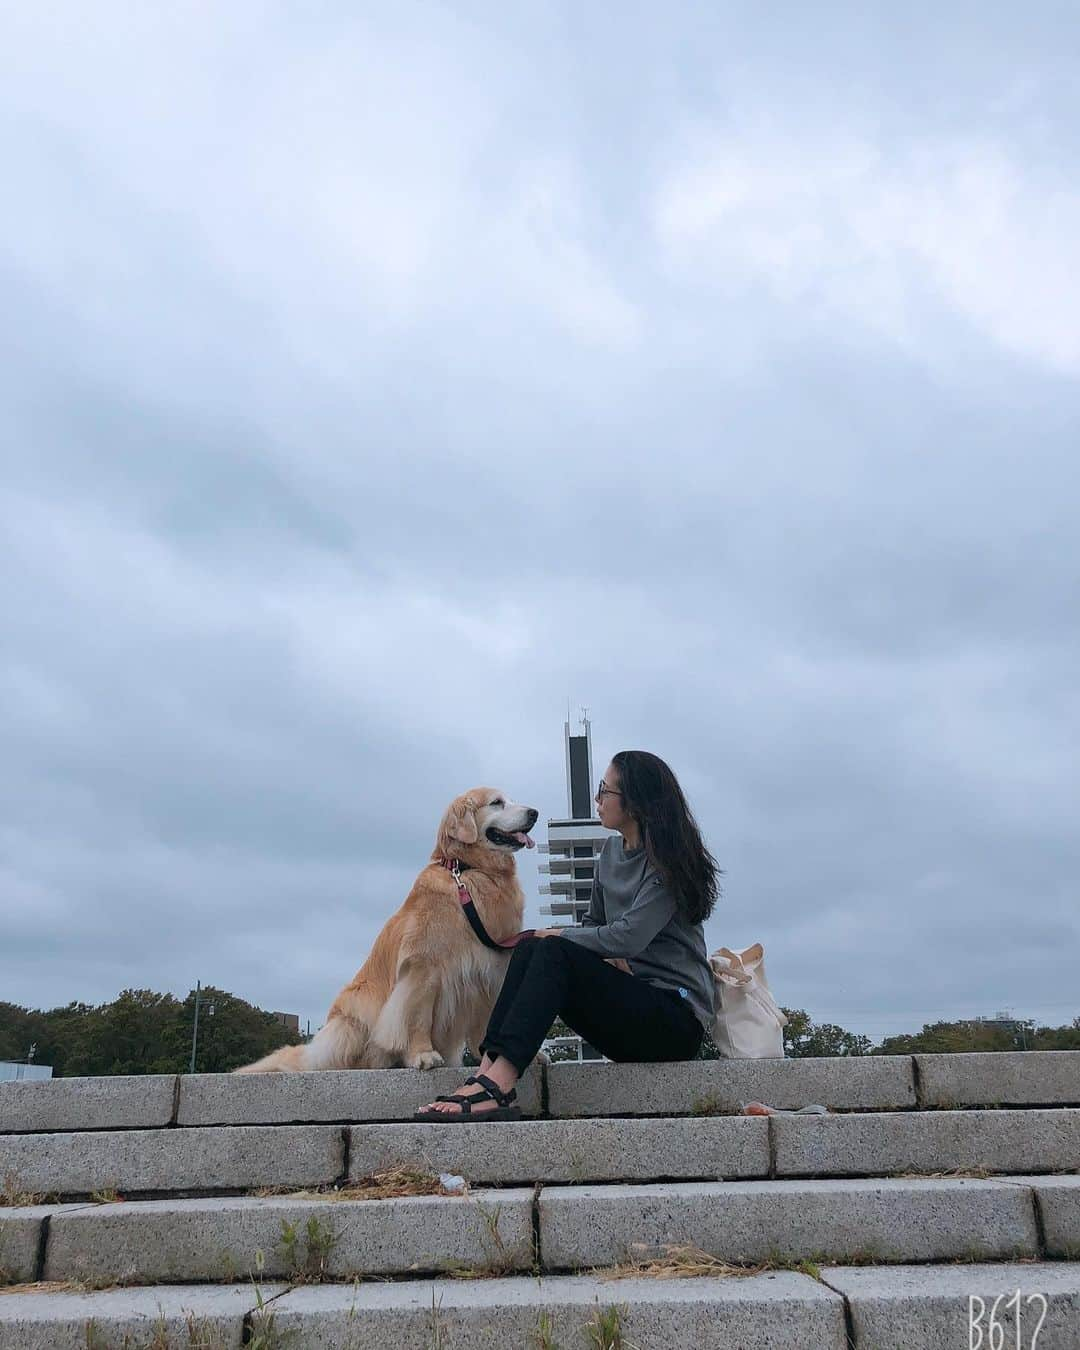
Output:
[559, 835, 716, 1031]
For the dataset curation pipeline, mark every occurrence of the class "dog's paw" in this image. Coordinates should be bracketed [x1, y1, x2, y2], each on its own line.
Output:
[409, 1050, 445, 1071]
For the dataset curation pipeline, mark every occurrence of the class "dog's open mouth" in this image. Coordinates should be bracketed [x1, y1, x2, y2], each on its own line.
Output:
[486, 826, 536, 851]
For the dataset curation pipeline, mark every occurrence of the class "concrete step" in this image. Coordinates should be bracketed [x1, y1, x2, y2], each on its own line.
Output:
[5, 1175, 1076, 1291]
[0, 1124, 346, 1197]
[0, 1115, 769, 1197]
[347, 1114, 769, 1185]
[3, 1265, 1077, 1349]
[915, 1051, 1080, 1110]
[262, 1270, 846, 1348]
[0, 1205, 99, 1284]
[36, 1188, 534, 1285]
[177, 1063, 544, 1127]
[771, 1106, 1080, 1177]
[0, 1281, 285, 1349]
[539, 1176, 1067, 1269]
[547, 1054, 916, 1115]
[0, 1066, 543, 1133]
[820, 1260, 1080, 1350]
[995, 1173, 1080, 1255]
[0, 1272, 846, 1349]
[349, 1108, 1080, 1186]
[2, 1053, 1076, 1137]
[3, 1108, 1077, 1199]
[547, 1049, 1080, 1117]
[0, 1077, 177, 1134]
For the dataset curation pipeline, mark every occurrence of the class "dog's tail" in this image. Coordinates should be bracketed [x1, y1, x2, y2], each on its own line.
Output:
[233, 1012, 371, 1074]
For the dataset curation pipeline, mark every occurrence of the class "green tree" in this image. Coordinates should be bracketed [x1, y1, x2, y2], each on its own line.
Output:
[0, 1002, 41, 1065]
[62, 990, 182, 1076]
[173, 986, 301, 1074]
[1031, 1017, 1080, 1050]
[877, 1016, 1038, 1055]
[0, 988, 301, 1076]
[782, 1008, 872, 1058]
[0, 1001, 97, 1077]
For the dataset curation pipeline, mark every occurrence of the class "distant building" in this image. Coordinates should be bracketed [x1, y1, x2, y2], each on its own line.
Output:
[0, 1062, 53, 1082]
[538, 714, 614, 926]
[271, 1012, 300, 1034]
[964, 1009, 1029, 1048]
[538, 714, 614, 1061]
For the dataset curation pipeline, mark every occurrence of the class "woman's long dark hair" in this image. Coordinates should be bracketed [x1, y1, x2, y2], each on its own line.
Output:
[612, 750, 720, 924]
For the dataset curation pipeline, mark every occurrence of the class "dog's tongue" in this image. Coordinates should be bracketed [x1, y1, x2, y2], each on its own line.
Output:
[514, 832, 536, 849]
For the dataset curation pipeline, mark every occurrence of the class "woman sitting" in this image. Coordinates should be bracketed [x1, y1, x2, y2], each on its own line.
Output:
[416, 749, 719, 1120]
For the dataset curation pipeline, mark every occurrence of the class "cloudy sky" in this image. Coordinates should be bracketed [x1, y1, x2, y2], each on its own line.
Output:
[2, 3, 1077, 1046]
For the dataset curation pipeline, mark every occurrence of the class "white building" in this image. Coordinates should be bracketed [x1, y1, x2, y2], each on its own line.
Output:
[0, 1062, 53, 1082]
[538, 715, 615, 1061]
[538, 715, 615, 925]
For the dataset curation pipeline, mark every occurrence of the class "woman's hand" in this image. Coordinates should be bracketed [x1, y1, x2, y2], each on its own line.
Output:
[533, 928, 564, 938]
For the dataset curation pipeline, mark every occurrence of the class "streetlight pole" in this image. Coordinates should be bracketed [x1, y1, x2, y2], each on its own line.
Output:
[189, 981, 202, 1074]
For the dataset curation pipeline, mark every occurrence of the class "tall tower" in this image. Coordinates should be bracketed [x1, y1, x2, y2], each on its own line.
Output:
[538, 714, 614, 925]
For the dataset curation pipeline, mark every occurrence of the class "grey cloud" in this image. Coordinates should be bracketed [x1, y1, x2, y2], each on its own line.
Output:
[1, 4, 1077, 1041]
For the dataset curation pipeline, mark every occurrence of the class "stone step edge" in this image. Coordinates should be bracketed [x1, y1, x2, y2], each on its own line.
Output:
[225, 1264, 1069, 1350]
[12, 1102, 1080, 1133]
[3, 1051, 1079, 1134]
[5, 1175, 1078, 1289]
[0, 1271, 840, 1350]
[5, 1162, 1080, 1208]
[3, 1264, 1079, 1350]
[11, 1100, 1080, 1137]
[4, 1257, 1077, 1300]
[3, 1110, 1079, 1205]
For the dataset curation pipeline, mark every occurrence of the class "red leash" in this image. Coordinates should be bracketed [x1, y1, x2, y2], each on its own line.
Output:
[438, 858, 535, 950]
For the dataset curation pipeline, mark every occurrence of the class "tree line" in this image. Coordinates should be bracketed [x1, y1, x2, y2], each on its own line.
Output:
[549, 1008, 1080, 1062]
[2, 989, 1077, 1076]
[0, 988, 301, 1077]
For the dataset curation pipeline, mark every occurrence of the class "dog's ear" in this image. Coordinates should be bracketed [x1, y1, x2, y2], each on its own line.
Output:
[450, 799, 479, 845]
[440, 794, 480, 850]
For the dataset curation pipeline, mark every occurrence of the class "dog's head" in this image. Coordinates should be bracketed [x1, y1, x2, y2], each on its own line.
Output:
[435, 788, 539, 863]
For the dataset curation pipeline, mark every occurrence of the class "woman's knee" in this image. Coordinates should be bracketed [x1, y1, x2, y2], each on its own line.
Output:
[530, 936, 574, 965]
[508, 935, 543, 967]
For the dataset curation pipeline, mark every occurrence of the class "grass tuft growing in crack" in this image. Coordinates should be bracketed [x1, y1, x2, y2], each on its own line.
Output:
[1, 1174, 46, 1208]
[276, 1215, 339, 1283]
[246, 1253, 298, 1350]
[596, 1242, 825, 1283]
[533, 1310, 559, 1349]
[586, 1304, 633, 1350]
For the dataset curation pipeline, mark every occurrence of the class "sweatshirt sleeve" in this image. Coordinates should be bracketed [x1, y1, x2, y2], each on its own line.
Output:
[560, 873, 678, 959]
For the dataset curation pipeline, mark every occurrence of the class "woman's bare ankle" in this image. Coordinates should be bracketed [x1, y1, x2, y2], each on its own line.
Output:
[485, 1056, 519, 1094]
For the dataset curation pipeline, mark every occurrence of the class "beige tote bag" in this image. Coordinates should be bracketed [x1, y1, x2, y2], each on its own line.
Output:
[710, 942, 788, 1058]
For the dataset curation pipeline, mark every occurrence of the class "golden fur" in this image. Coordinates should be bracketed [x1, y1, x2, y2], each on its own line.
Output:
[236, 788, 537, 1073]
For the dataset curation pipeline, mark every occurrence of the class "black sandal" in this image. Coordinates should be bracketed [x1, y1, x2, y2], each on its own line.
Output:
[414, 1072, 521, 1123]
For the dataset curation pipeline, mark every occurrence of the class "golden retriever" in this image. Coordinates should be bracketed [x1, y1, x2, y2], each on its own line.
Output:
[236, 789, 538, 1072]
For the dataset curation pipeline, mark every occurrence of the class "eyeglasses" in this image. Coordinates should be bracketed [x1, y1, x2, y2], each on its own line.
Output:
[596, 780, 623, 800]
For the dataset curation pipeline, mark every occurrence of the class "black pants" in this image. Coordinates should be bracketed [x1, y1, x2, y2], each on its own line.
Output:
[479, 936, 704, 1074]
